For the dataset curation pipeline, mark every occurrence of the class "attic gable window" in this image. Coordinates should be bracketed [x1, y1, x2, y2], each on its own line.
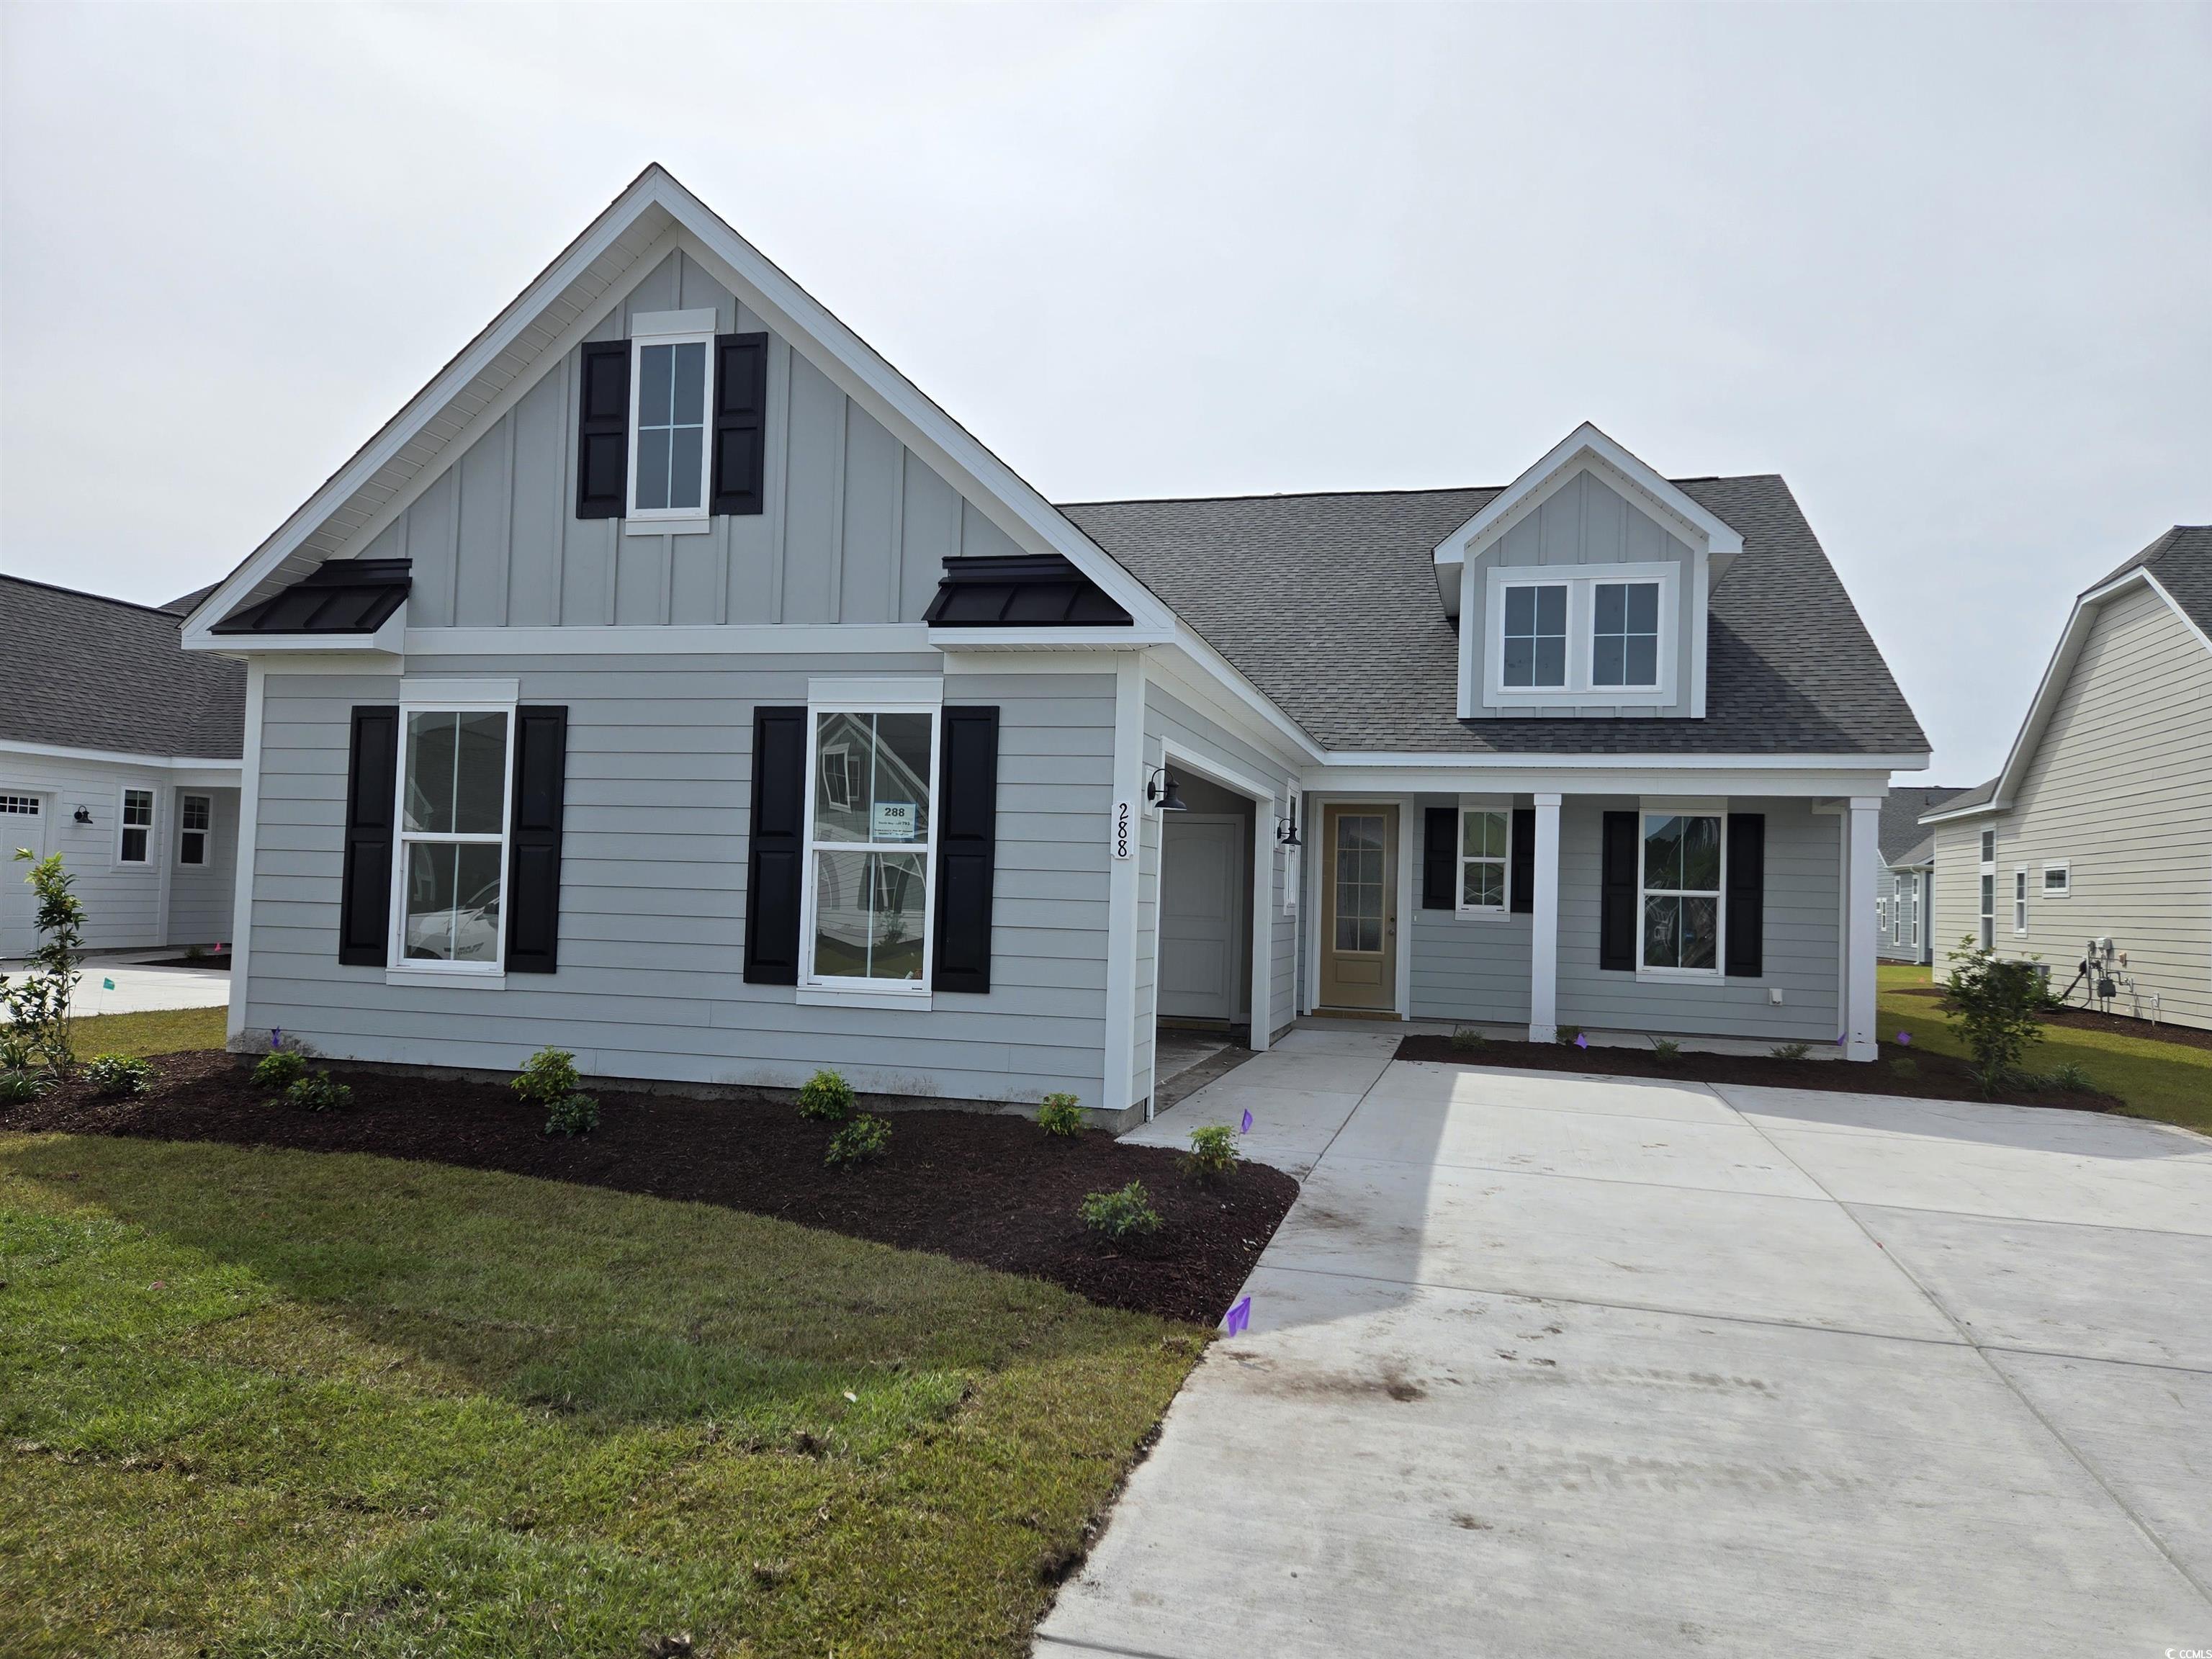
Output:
[1484, 562, 1678, 708]
[626, 312, 717, 529]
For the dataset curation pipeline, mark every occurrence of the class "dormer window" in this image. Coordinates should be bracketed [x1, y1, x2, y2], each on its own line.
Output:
[1483, 562, 1678, 708]
[627, 320, 715, 525]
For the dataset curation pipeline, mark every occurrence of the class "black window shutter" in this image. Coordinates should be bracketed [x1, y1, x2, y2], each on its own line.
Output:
[505, 706, 568, 974]
[1421, 807, 1456, 909]
[711, 333, 769, 516]
[743, 706, 807, 985]
[338, 706, 399, 966]
[575, 341, 629, 519]
[1599, 810, 1639, 972]
[1509, 807, 1536, 914]
[933, 706, 1000, 994]
[1726, 813, 1766, 978]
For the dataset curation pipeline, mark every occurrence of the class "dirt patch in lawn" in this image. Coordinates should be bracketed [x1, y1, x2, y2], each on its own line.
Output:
[5, 1052, 1297, 1327]
[1391, 1033, 2124, 1110]
[1892, 984, 2212, 1054]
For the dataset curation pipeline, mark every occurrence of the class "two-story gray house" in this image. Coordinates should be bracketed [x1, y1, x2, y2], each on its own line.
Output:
[181, 166, 1928, 1122]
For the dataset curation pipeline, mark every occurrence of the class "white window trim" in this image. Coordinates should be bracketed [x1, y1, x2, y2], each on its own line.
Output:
[114, 783, 156, 868]
[625, 314, 716, 528]
[1636, 806, 1726, 981]
[1454, 798, 1514, 917]
[178, 791, 212, 868]
[2013, 866, 2030, 936]
[2042, 860, 2071, 898]
[796, 695, 941, 1006]
[1485, 560, 1678, 709]
[387, 688, 518, 983]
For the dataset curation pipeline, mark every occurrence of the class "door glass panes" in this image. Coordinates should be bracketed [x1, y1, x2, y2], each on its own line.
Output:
[634, 340, 707, 511]
[1460, 809, 1507, 909]
[1642, 814, 1721, 970]
[403, 841, 504, 963]
[1334, 813, 1387, 953]
[1502, 585, 1568, 688]
[812, 713, 932, 845]
[1593, 581, 1660, 687]
[404, 712, 508, 833]
[812, 850, 927, 981]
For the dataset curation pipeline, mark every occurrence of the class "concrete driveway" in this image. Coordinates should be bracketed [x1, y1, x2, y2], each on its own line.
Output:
[1045, 1033, 2212, 1658]
[0, 953, 230, 1018]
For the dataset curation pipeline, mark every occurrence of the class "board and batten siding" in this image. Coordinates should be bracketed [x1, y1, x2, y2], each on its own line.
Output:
[1465, 469, 1701, 721]
[357, 248, 1018, 631]
[242, 660, 1121, 1105]
[1930, 585, 2212, 1030]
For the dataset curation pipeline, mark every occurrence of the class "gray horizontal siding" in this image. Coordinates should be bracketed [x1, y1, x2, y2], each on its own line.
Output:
[0, 754, 222, 953]
[243, 660, 1121, 1105]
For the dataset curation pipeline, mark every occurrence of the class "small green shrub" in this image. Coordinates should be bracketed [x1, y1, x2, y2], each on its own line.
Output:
[544, 1092, 600, 1137]
[84, 1053, 156, 1097]
[1889, 1056, 1920, 1080]
[253, 1048, 307, 1089]
[824, 1112, 891, 1168]
[1079, 1181, 1162, 1242]
[286, 1071, 353, 1112]
[1652, 1038, 1682, 1063]
[0, 1069, 47, 1105]
[2049, 1061, 2095, 1094]
[1449, 1026, 1488, 1052]
[1181, 1123, 1239, 1182]
[1555, 1025, 1585, 1048]
[1770, 1041, 1810, 1062]
[1943, 937, 2047, 1098]
[796, 1069, 857, 1123]
[1036, 1092, 1087, 1136]
[511, 1047, 583, 1107]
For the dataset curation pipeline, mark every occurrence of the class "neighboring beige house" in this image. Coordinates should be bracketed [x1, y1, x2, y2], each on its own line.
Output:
[1923, 526, 2212, 1030]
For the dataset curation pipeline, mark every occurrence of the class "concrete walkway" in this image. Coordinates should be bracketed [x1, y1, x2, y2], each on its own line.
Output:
[1044, 1051, 2212, 1658]
[0, 951, 230, 1018]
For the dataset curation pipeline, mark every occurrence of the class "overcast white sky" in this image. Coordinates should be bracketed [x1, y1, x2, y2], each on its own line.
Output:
[3, 3, 2206, 781]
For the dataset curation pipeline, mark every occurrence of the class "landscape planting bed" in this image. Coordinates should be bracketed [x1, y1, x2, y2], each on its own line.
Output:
[6, 1051, 1298, 1326]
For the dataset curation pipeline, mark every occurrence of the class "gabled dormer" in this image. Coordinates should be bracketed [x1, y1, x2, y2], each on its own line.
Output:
[1434, 423, 1744, 720]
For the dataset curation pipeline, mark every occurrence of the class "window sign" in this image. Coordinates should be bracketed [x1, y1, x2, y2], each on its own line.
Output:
[873, 801, 917, 842]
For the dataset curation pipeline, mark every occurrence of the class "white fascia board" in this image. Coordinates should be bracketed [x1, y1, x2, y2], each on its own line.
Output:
[180, 176, 680, 647]
[1313, 748, 1928, 772]
[186, 605, 405, 658]
[0, 737, 243, 777]
[924, 625, 1172, 652]
[1307, 760, 1900, 797]
[1154, 626, 1326, 765]
[1919, 798, 2003, 825]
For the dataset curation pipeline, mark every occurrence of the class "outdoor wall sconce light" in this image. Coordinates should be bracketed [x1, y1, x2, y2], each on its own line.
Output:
[73, 806, 93, 824]
[1146, 767, 1188, 812]
[1275, 800, 1302, 848]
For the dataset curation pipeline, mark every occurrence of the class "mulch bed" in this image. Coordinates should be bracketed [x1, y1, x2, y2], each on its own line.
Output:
[1892, 984, 2212, 1053]
[1392, 1033, 2125, 1110]
[2, 1052, 1296, 1328]
[133, 956, 232, 971]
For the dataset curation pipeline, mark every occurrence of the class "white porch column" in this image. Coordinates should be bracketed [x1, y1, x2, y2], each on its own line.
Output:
[1529, 792, 1562, 1043]
[1845, 796, 1881, 1061]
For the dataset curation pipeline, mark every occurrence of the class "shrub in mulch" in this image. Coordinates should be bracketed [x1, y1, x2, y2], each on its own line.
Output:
[2, 1052, 1298, 1327]
[1392, 1032, 2125, 1110]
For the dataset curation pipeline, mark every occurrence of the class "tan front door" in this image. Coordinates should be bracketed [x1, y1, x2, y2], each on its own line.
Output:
[1318, 804, 1397, 1012]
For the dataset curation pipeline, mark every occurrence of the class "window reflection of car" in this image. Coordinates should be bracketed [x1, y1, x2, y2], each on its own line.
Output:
[405, 870, 503, 963]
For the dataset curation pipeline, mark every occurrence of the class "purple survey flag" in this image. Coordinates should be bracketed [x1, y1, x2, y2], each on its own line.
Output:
[1240, 1108, 1254, 1134]
[1897, 1030, 1912, 1046]
[1223, 1296, 1251, 1337]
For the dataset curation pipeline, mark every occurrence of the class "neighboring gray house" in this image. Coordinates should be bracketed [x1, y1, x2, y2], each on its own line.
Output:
[179, 166, 1928, 1120]
[0, 575, 243, 956]
[1874, 786, 1973, 966]
[1922, 526, 2212, 1030]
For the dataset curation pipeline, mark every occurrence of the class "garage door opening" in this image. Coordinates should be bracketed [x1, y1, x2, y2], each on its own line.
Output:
[1154, 768, 1259, 1099]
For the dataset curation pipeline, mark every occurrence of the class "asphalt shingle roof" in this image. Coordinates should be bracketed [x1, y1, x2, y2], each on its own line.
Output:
[1, 575, 244, 760]
[1059, 475, 1928, 756]
[2093, 524, 2212, 639]
[1879, 786, 1977, 864]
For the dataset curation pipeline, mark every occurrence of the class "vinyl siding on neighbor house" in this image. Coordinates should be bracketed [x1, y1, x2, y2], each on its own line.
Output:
[1930, 583, 2212, 1029]
[359, 249, 1008, 631]
[243, 659, 1121, 1107]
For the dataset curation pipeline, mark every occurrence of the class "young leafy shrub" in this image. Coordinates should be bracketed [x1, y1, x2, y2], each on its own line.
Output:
[796, 1068, 857, 1123]
[1036, 1092, 1087, 1136]
[1652, 1038, 1683, 1063]
[544, 1092, 600, 1138]
[1555, 1025, 1585, 1048]
[1079, 1180, 1162, 1242]
[824, 1112, 891, 1168]
[511, 1047, 583, 1107]
[1943, 937, 2046, 1097]
[0, 1069, 47, 1105]
[286, 1071, 353, 1112]
[84, 1053, 156, 1097]
[1770, 1041, 1811, 1062]
[1449, 1026, 1488, 1053]
[1181, 1123, 1239, 1182]
[2049, 1061, 2095, 1095]
[253, 1048, 307, 1089]
[1889, 1056, 1920, 1080]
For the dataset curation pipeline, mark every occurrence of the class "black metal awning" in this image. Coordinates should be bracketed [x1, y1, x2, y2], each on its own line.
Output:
[211, 559, 413, 635]
[922, 554, 1132, 628]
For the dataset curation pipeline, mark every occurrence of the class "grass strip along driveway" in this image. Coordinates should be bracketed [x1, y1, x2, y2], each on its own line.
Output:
[1, 1133, 1203, 1657]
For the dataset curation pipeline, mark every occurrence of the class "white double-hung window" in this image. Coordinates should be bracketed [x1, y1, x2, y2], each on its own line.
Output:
[1640, 811, 1724, 975]
[1457, 806, 1510, 914]
[626, 310, 716, 529]
[179, 793, 211, 866]
[117, 788, 154, 863]
[1487, 562, 1676, 706]
[393, 696, 513, 974]
[801, 695, 939, 1002]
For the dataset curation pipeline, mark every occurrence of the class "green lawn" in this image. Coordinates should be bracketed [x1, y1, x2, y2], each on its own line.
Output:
[60, 1004, 228, 1060]
[1879, 963, 2212, 1136]
[0, 1134, 1202, 1657]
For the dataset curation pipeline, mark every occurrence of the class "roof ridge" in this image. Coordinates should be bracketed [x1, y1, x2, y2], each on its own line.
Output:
[1058, 473, 1776, 511]
[0, 570, 190, 620]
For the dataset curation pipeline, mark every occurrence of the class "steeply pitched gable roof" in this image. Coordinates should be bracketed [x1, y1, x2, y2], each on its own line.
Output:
[0, 575, 244, 760]
[1061, 475, 1927, 756]
[2093, 523, 2212, 639]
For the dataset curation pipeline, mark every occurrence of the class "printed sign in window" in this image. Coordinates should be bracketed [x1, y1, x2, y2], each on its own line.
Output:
[873, 801, 917, 842]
